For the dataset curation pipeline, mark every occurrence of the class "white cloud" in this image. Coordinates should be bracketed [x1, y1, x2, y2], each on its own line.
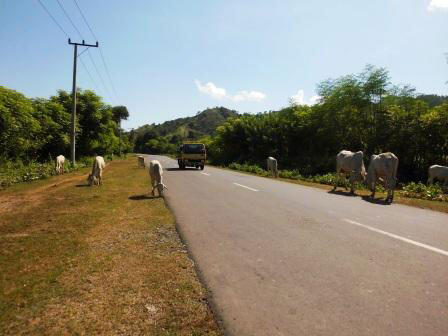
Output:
[428, 0, 448, 11]
[231, 90, 266, 102]
[290, 89, 306, 105]
[195, 80, 266, 102]
[309, 95, 321, 105]
[195, 80, 227, 99]
[290, 90, 321, 106]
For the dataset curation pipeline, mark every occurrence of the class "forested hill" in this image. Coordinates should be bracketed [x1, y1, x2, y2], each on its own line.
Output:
[132, 107, 238, 153]
[416, 94, 448, 108]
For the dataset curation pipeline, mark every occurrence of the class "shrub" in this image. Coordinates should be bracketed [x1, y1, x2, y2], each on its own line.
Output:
[401, 182, 447, 202]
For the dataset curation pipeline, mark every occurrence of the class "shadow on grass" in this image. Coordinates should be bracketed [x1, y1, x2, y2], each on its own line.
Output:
[166, 168, 200, 172]
[327, 189, 357, 197]
[361, 195, 391, 205]
[129, 194, 159, 201]
[75, 184, 90, 188]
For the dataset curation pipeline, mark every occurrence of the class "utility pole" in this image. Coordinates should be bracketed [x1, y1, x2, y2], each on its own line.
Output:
[68, 38, 98, 166]
[119, 120, 122, 157]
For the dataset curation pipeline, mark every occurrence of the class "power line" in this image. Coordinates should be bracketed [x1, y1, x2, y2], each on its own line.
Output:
[56, 0, 83, 39]
[73, 0, 98, 40]
[37, 0, 69, 37]
[79, 55, 102, 94]
[72, 0, 120, 103]
[98, 47, 120, 102]
[87, 49, 114, 102]
[56, 0, 114, 103]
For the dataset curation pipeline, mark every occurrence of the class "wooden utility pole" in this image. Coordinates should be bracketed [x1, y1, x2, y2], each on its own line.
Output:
[68, 38, 98, 166]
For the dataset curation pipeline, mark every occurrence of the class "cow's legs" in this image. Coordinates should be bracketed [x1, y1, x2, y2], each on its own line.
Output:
[370, 179, 376, 198]
[333, 171, 340, 191]
[349, 173, 356, 194]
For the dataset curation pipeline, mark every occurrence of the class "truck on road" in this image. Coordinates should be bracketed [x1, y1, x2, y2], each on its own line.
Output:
[178, 142, 206, 170]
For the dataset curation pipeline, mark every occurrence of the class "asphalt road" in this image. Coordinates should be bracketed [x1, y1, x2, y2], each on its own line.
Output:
[145, 155, 448, 336]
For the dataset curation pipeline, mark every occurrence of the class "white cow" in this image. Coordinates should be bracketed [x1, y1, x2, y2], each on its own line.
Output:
[137, 155, 145, 168]
[55, 155, 65, 174]
[366, 152, 399, 203]
[88, 156, 106, 186]
[149, 160, 167, 196]
[427, 165, 448, 186]
[333, 150, 366, 193]
[267, 157, 278, 178]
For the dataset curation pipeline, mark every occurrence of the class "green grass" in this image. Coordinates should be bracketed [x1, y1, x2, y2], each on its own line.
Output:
[0, 157, 220, 335]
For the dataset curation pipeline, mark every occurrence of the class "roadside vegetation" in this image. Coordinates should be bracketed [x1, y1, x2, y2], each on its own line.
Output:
[0, 155, 124, 189]
[0, 157, 220, 335]
[202, 66, 448, 184]
[224, 162, 448, 212]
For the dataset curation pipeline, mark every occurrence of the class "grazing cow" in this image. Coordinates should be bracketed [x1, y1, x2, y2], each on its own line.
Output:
[366, 152, 399, 203]
[137, 155, 145, 168]
[267, 157, 278, 178]
[333, 150, 366, 193]
[427, 165, 448, 186]
[87, 156, 106, 186]
[55, 155, 65, 174]
[149, 160, 167, 196]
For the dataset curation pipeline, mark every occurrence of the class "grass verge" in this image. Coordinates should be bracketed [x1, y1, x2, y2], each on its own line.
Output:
[0, 157, 220, 335]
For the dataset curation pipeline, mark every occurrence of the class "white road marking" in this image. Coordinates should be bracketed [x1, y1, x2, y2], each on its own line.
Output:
[343, 219, 448, 257]
[201, 172, 210, 176]
[233, 183, 259, 192]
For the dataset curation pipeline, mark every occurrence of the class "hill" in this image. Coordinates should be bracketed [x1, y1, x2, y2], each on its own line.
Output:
[416, 94, 448, 108]
[132, 107, 238, 154]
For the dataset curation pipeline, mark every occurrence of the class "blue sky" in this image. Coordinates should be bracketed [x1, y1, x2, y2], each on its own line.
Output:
[1, 0, 447, 129]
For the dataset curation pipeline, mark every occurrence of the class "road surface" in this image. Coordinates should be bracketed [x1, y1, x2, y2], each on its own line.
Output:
[145, 155, 448, 336]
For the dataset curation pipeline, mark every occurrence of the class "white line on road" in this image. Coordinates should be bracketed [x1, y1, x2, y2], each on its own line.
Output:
[233, 183, 259, 192]
[343, 219, 448, 257]
[201, 172, 210, 176]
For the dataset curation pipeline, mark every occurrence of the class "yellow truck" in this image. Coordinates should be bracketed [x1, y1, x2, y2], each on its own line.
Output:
[178, 142, 206, 170]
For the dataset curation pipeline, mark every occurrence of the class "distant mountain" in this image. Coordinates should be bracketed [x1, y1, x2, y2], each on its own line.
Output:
[132, 107, 238, 153]
[417, 94, 448, 108]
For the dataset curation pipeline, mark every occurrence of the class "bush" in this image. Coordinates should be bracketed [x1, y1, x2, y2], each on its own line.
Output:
[0, 157, 95, 189]
[224, 162, 448, 202]
[278, 169, 302, 179]
[401, 182, 447, 202]
[228, 162, 269, 177]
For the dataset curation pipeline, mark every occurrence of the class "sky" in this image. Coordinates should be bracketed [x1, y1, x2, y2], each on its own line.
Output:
[1, 0, 447, 129]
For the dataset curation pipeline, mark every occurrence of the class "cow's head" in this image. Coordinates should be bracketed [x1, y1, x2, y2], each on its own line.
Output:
[87, 174, 98, 186]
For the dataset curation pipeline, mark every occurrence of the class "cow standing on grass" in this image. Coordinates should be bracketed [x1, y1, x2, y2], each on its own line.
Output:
[149, 160, 167, 196]
[366, 152, 399, 203]
[88, 156, 106, 186]
[55, 155, 65, 174]
[427, 165, 448, 186]
[267, 157, 278, 178]
[333, 150, 366, 194]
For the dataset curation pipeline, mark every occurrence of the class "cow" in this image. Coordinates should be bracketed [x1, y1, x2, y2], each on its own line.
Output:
[427, 165, 448, 186]
[55, 155, 65, 174]
[137, 155, 145, 168]
[87, 156, 106, 186]
[366, 152, 399, 203]
[149, 160, 167, 196]
[267, 157, 278, 178]
[333, 150, 366, 194]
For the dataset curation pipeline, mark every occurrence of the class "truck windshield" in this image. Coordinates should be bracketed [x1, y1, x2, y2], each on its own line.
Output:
[183, 144, 205, 154]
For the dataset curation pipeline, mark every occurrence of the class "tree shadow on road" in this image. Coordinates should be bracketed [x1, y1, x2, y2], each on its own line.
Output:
[166, 168, 200, 172]
[327, 189, 358, 197]
[361, 195, 391, 205]
[129, 194, 159, 201]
